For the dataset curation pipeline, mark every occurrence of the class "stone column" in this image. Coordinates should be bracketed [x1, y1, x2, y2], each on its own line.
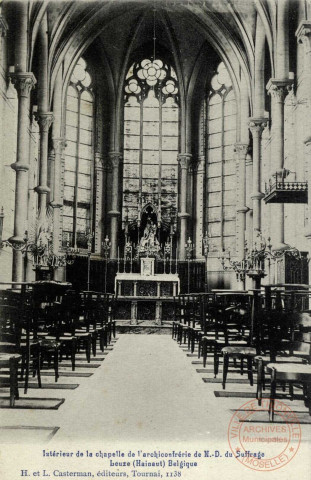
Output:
[194, 155, 205, 258]
[178, 153, 191, 260]
[248, 119, 267, 234]
[47, 146, 55, 205]
[296, 21, 311, 283]
[265, 0, 291, 251]
[50, 138, 66, 253]
[0, 16, 8, 194]
[266, 80, 291, 249]
[108, 151, 122, 258]
[10, 73, 36, 282]
[245, 152, 253, 248]
[254, 14, 266, 117]
[234, 143, 249, 259]
[35, 112, 54, 212]
[276, 0, 289, 80]
[50, 66, 64, 256]
[35, 16, 53, 214]
[94, 152, 104, 254]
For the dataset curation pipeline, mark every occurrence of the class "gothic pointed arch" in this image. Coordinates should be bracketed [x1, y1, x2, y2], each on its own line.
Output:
[122, 54, 180, 246]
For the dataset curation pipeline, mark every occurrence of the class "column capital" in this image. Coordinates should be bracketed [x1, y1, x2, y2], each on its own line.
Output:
[35, 112, 54, 132]
[266, 78, 293, 102]
[234, 142, 249, 157]
[296, 21, 311, 52]
[109, 151, 122, 168]
[11, 72, 36, 98]
[0, 15, 9, 37]
[178, 153, 192, 169]
[248, 117, 268, 134]
[52, 137, 66, 155]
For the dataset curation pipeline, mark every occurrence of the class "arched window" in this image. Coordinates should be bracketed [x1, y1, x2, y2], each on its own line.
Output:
[206, 62, 237, 254]
[123, 57, 179, 241]
[63, 58, 94, 249]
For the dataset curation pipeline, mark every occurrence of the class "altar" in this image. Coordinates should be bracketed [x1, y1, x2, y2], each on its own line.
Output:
[115, 258, 180, 325]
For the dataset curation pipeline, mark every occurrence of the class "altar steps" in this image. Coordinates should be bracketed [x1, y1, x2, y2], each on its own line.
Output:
[116, 320, 172, 334]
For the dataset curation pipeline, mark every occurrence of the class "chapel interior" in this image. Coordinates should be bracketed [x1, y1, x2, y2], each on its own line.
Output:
[0, 0, 311, 452]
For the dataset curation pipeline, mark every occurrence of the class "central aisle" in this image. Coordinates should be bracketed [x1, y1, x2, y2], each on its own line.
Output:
[53, 335, 228, 442]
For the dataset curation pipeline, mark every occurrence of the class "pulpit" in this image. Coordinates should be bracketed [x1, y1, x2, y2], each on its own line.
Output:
[115, 258, 179, 325]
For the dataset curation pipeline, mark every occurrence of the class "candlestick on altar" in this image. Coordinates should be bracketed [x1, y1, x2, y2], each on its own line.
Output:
[123, 248, 126, 273]
[175, 240, 178, 274]
[117, 247, 120, 273]
[101, 235, 111, 293]
[130, 247, 133, 273]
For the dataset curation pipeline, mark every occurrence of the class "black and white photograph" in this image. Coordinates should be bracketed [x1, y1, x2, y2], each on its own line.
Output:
[0, 0, 311, 479]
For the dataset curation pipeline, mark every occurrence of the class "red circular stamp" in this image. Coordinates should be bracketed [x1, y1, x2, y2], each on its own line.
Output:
[227, 398, 301, 471]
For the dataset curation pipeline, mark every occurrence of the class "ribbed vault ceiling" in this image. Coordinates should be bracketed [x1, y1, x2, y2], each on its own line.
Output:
[43, 0, 257, 96]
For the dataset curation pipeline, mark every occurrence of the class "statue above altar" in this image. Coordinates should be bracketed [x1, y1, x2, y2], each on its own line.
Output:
[137, 217, 161, 258]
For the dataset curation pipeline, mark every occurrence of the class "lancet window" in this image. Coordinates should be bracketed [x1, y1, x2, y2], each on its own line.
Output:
[122, 57, 179, 242]
[63, 58, 94, 249]
[206, 62, 237, 254]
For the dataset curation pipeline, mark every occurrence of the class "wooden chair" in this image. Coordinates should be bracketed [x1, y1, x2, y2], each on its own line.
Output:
[255, 289, 311, 405]
[221, 292, 257, 389]
[80, 292, 100, 357]
[267, 340, 311, 421]
[0, 291, 41, 394]
[176, 294, 195, 346]
[33, 306, 61, 382]
[107, 294, 116, 342]
[197, 298, 225, 375]
[31, 281, 73, 381]
[60, 291, 91, 364]
[255, 308, 305, 405]
[0, 353, 21, 407]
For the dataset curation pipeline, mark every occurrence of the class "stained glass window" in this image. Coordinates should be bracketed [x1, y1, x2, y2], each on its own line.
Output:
[206, 62, 237, 254]
[123, 57, 179, 235]
[63, 58, 94, 249]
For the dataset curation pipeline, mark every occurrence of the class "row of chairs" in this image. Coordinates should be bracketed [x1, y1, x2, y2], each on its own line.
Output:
[0, 286, 116, 406]
[172, 288, 311, 420]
